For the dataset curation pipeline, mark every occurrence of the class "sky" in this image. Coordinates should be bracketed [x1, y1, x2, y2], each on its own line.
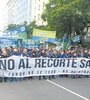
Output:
[0, 0, 8, 31]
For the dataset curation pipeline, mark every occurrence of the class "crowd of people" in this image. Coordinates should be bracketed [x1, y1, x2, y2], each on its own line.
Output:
[0, 46, 90, 82]
[0, 46, 90, 58]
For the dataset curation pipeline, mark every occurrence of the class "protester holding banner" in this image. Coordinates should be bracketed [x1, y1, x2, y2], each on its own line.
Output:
[0, 50, 9, 82]
[17, 47, 23, 56]
[73, 53, 77, 58]
[38, 49, 47, 80]
[50, 50, 58, 58]
[49, 50, 59, 79]
[0, 45, 90, 82]
[11, 48, 21, 56]
[10, 48, 22, 82]
[6, 46, 13, 57]
[1, 50, 9, 58]
[70, 53, 78, 79]
[59, 51, 66, 58]
[22, 48, 28, 57]
[35, 49, 40, 57]
[1, 27, 90, 83]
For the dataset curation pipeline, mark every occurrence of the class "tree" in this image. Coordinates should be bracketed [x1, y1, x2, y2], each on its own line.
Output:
[26, 21, 48, 38]
[42, 0, 90, 38]
[26, 21, 38, 39]
[6, 21, 48, 39]
[7, 24, 18, 30]
[7, 21, 27, 30]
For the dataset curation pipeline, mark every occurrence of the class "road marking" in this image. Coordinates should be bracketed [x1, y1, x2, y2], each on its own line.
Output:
[46, 80, 89, 100]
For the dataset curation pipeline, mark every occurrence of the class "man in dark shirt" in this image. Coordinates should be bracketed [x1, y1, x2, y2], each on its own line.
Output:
[50, 50, 58, 58]
[1, 50, 9, 58]
[10, 48, 20, 82]
[39, 49, 47, 80]
[40, 49, 47, 57]
[1, 50, 9, 82]
[22, 48, 29, 57]
[7, 46, 13, 57]
[11, 48, 21, 56]
[35, 49, 40, 57]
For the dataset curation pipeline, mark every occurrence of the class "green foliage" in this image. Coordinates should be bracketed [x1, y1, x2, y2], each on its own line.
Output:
[81, 38, 90, 49]
[5, 21, 48, 39]
[7, 21, 27, 30]
[42, 0, 90, 38]
[7, 24, 19, 30]
[26, 21, 48, 39]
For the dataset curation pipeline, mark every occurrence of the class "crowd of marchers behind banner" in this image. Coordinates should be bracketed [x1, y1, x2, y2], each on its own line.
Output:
[0, 46, 90, 82]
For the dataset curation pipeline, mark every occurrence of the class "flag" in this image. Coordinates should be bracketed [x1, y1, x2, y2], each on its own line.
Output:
[62, 36, 68, 50]
[66, 41, 71, 50]
[71, 35, 81, 44]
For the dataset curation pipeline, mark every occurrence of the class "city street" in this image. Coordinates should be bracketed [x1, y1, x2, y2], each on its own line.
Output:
[0, 0, 90, 100]
[0, 78, 90, 100]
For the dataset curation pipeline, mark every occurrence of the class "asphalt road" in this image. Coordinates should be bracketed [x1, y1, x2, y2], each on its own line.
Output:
[0, 78, 90, 100]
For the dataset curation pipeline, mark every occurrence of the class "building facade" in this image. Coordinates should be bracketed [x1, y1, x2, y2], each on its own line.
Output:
[3, 5, 8, 29]
[31, 0, 49, 26]
[4, 0, 49, 29]
[7, 0, 15, 25]
[14, 0, 29, 25]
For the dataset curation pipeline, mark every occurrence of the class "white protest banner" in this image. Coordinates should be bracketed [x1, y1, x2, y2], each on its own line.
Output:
[0, 56, 90, 77]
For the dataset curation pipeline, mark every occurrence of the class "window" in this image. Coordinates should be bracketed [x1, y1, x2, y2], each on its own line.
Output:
[43, 2, 45, 9]
[38, 5, 40, 10]
[34, 16, 36, 20]
[35, 0, 36, 3]
[38, 14, 40, 20]
[34, 7, 36, 12]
